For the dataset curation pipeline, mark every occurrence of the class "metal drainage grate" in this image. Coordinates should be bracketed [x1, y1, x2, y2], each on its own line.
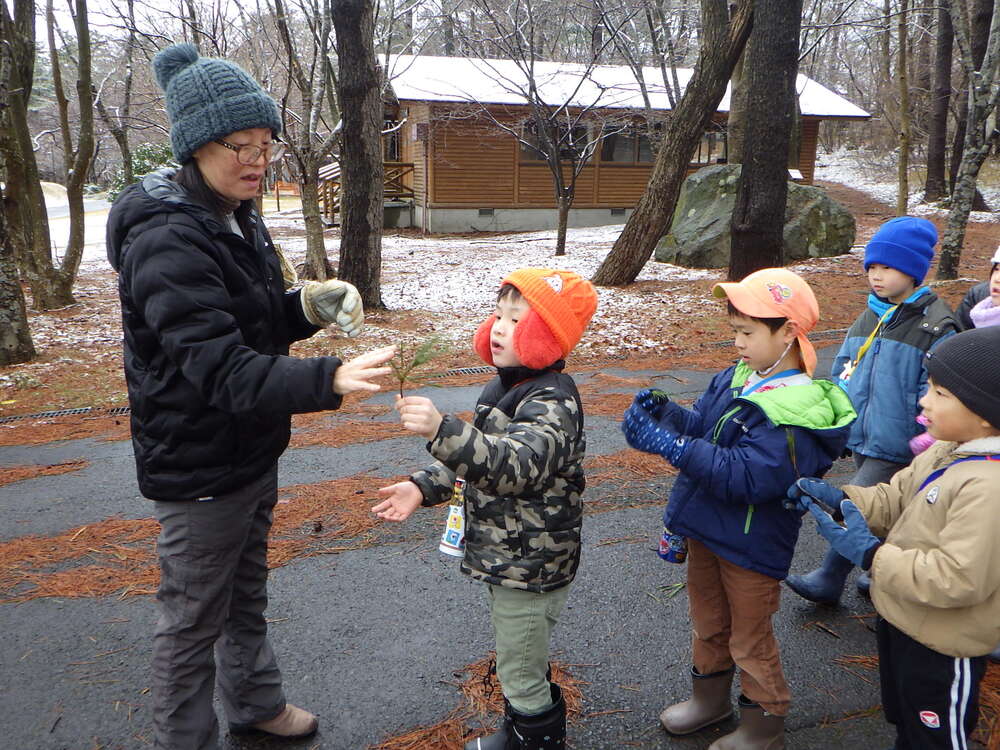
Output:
[0, 405, 131, 425]
[429, 366, 496, 379]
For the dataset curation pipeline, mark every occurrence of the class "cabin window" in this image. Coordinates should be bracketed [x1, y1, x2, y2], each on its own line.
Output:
[520, 122, 591, 162]
[600, 124, 661, 163]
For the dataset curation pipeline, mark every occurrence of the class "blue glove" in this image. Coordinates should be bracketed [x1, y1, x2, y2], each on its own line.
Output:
[621, 404, 688, 465]
[633, 388, 671, 419]
[807, 500, 881, 569]
[784, 477, 844, 514]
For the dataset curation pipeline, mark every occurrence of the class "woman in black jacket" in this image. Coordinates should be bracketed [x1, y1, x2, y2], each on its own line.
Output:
[106, 43, 394, 749]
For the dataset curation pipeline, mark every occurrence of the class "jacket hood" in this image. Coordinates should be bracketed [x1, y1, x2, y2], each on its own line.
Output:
[730, 362, 857, 455]
[106, 168, 225, 271]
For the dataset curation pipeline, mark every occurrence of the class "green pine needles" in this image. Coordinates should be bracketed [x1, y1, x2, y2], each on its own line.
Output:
[389, 336, 450, 397]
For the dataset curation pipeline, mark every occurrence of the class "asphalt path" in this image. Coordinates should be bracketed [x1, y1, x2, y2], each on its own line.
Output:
[0, 350, 923, 749]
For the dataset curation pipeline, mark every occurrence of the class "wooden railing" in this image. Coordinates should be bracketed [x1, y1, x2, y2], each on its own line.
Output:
[318, 161, 414, 226]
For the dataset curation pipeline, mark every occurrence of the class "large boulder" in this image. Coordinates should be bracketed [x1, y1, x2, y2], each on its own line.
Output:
[654, 164, 855, 268]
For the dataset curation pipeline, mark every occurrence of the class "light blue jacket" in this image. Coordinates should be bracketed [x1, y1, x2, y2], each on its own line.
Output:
[832, 290, 957, 464]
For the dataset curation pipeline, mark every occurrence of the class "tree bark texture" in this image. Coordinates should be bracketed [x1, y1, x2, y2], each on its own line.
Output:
[0, 44, 36, 365]
[924, 2, 952, 202]
[332, 0, 384, 308]
[45, 0, 95, 306]
[897, 0, 911, 216]
[591, 0, 753, 287]
[726, 51, 748, 164]
[948, 0, 993, 210]
[937, 0, 1000, 279]
[728, 0, 802, 281]
[0, 0, 64, 311]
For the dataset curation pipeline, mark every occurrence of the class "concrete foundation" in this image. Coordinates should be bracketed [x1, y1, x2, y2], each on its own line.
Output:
[412, 206, 633, 233]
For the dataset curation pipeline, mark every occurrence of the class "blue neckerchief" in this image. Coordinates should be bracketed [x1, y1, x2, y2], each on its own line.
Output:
[867, 286, 930, 318]
[741, 368, 803, 396]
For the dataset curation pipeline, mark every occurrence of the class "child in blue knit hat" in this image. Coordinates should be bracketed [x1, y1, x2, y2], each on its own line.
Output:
[785, 216, 958, 605]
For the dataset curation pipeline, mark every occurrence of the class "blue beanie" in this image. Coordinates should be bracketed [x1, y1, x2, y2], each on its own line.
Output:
[863, 216, 937, 283]
[153, 43, 282, 165]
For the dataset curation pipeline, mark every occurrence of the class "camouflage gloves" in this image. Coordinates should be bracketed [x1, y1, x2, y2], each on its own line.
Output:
[301, 279, 363, 337]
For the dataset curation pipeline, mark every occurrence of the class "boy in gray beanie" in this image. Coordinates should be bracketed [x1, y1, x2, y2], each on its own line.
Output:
[787, 326, 1000, 750]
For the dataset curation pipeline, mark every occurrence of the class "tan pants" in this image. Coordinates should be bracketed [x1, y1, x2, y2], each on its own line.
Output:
[686, 538, 791, 716]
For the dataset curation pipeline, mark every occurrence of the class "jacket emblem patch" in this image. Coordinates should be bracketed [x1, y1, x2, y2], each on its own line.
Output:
[919, 710, 941, 729]
[926, 486, 940, 504]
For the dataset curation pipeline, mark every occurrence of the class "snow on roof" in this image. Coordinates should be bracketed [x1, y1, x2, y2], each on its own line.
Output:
[387, 54, 870, 120]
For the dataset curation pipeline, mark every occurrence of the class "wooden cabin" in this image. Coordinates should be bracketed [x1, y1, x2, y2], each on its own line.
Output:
[321, 55, 870, 232]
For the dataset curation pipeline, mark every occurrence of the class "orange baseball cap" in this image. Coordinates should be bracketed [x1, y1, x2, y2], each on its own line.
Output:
[712, 267, 820, 375]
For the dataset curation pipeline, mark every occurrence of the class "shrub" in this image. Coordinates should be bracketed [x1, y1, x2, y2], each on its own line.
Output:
[107, 143, 176, 201]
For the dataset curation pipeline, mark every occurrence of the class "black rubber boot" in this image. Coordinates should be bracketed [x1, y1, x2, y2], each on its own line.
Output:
[508, 684, 566, 750]
[465, 698, 514, 750]
[784, 548, 854, 604]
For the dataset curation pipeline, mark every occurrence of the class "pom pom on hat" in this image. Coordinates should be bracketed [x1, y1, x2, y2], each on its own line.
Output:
[152, 43, 282, 165]
[864, 216, 937, 283]
[153, 42, 199, 90]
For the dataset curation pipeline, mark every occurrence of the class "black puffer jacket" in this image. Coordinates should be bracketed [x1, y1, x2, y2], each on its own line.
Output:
[107, 170, 342, 501]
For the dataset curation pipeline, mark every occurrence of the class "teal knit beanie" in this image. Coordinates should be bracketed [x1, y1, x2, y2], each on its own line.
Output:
[153, 43, 282, 165]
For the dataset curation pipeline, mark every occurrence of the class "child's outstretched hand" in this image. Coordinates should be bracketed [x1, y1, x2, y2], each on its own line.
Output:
[396, 395, 443, 439]
[373, 480, 423, 521]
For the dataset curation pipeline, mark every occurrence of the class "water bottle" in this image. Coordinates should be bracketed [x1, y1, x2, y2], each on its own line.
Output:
[657, 525, 687, 563]
[438, 477, 467, 557]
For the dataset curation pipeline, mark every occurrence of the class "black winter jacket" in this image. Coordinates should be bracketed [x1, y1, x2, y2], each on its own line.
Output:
[107, 170, 342, 501]
[955, 281, 989, 331]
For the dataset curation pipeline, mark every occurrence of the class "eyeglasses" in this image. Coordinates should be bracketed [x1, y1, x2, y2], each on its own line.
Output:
[214, 138, 286, 165]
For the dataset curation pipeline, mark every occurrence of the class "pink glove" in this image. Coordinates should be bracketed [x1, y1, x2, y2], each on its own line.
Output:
[909, 414, 935, 455]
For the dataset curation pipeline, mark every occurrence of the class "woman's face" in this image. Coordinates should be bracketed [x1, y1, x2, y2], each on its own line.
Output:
[192, 127, 274, 203]
[990, 264, 1000, 307]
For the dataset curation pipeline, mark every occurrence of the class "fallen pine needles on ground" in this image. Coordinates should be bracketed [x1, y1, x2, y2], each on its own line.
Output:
[368, 653, 585, 750]
[0, 458, 89, 487]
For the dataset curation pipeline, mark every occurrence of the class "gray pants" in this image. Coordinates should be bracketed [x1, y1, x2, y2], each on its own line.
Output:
[851, 453, 906, 488]
[487, 583, 571, 714]
[152, 467, 285, 750]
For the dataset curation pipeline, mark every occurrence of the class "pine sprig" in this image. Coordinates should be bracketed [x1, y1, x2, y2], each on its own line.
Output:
[389, 335, 449, 397]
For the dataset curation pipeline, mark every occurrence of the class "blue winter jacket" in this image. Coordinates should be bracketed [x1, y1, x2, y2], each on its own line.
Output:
[662, 362, 856, 580]
[832, 290, 957, 464]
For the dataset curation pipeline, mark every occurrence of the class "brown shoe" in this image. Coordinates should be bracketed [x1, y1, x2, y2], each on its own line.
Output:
[708, 696, 785, 750]
[660, 666, 734, 735]
[231, 703, 319, 738]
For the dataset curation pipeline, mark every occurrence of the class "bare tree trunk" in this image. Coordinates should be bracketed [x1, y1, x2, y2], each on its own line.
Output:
[924, 2, 952, 202]
[948, 0, 993, 211]
[94, 0, 135, 186]
[591, 0, 753, 286]
[0, 48, 36, 365]
[937, 0, 1000, 279]
[301, 179, 333, 278]
[1, 0, 59, 307]
[726, 51, 748, 164]
[555, 196, 570, 257]
[897, 0, 911, 216]
[332, 0, 384, 308]
[46, 0, 95, 305]
[728, 0, 802, 280]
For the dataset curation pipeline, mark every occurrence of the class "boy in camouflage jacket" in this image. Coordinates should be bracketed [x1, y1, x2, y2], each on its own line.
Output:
[374, 268, 597, 750]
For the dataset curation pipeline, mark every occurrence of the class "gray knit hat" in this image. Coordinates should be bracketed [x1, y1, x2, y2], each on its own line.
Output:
[925, 327, 1000, 429]
[153, 43, 282, 164]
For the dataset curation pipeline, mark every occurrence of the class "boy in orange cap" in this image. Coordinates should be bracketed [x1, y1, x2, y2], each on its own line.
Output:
[373, 268, 597, 750]
[622, 267, 855, 749]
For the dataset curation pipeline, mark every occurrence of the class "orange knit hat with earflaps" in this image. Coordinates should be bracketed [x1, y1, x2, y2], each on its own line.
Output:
[473, 268, 598, 369]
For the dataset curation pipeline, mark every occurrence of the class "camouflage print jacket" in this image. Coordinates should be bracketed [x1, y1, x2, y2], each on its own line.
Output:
[410, 363, 585, 593]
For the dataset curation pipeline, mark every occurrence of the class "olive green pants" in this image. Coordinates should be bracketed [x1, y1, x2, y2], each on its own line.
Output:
[487, 583, 571, 714]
